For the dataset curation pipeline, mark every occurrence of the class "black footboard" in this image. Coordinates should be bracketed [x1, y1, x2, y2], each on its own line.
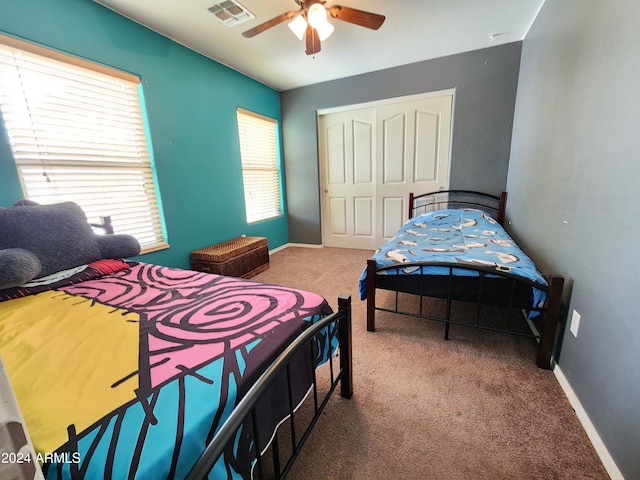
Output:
[366, 259, 564, 369]
[186, 294, 352, 479]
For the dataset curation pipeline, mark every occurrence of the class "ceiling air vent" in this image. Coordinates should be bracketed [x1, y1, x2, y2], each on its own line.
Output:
[208, 0, 255, 27]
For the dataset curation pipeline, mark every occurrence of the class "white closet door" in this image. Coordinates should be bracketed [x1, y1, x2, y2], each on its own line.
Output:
[319, 91, 452, 249]
[319, 107, 377, 249]
[376, 93, 453, 245]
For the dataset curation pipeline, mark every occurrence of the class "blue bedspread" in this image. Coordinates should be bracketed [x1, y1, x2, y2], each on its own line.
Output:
[358, 209, 547, 309]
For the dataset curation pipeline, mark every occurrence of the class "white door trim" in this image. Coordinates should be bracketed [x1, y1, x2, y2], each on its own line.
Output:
[317, 88, 456, 116]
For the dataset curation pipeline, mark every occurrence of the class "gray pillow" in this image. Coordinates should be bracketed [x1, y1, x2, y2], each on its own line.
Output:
[0, 201, 140, 289]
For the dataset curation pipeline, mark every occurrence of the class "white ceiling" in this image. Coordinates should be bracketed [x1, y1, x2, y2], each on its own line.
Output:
[92, 0, 545, 91]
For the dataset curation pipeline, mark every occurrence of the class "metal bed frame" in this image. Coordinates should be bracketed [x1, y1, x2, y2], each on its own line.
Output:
[366, 190, 564, 369]
[75, 217, 354, 479]
[187, 294, 353, 479]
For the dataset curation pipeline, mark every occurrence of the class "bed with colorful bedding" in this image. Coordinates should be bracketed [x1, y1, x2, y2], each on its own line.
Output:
[359, 190, 563, 369]
[0, 260, 352, 479]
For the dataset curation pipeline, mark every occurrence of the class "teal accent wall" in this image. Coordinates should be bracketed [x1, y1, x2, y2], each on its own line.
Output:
[0, 0, 288, 269]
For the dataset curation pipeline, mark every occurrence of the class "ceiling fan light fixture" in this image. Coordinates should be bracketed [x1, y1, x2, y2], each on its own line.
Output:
[307, 3, 327, 28]
[243, 1, 384, 52]
[288, 14, 307, 40]
[307, 3, 334, 41]
[315, 19, 334, 41]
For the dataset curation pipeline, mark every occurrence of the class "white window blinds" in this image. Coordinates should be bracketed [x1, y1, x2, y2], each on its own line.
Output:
[0, 35, 167, 253]
[236, 108, 283, 223]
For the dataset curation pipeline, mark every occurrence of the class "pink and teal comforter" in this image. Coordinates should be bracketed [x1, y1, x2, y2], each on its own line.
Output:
[0, 261, 333, 479]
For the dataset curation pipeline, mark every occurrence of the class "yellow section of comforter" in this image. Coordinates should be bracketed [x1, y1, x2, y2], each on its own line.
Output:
[0, 291, 140, 454]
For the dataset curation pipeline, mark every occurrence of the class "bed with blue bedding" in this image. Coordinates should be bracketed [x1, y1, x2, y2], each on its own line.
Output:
[361, 190, 564, 369]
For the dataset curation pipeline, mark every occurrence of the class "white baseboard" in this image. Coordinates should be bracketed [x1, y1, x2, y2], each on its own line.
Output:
[553, 364, 624, 480]
[269, 243, 323, 255]
[286, 242, 324, 248]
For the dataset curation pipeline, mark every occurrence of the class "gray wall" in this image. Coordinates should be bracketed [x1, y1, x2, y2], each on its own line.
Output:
[281, 42, 522, 244]
[507, 1, 640, 478]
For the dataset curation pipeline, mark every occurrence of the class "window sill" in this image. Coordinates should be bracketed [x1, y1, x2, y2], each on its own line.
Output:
[140, 242, 170, 255]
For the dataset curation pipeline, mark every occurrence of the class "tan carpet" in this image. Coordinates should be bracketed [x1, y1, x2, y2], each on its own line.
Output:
[252, 246, 609, 480]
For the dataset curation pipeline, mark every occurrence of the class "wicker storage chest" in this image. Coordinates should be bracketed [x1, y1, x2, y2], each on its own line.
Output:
[190, 236, 269, 278]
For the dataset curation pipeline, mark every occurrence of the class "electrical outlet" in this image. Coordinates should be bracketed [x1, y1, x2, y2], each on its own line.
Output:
[570, 310, 581, 337]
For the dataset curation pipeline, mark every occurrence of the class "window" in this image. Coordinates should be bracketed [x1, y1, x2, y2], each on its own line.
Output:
[236, 108, 283, 223]
[0, 34, 167, 253]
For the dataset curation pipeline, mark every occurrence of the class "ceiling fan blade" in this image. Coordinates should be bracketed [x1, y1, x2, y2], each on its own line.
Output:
[305, 25, 321, 55]
[328, 5, 385, 30]
[242, 10, 299, 38]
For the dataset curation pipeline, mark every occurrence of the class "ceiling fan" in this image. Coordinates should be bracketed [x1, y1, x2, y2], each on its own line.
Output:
[242, 0, 385, 55]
